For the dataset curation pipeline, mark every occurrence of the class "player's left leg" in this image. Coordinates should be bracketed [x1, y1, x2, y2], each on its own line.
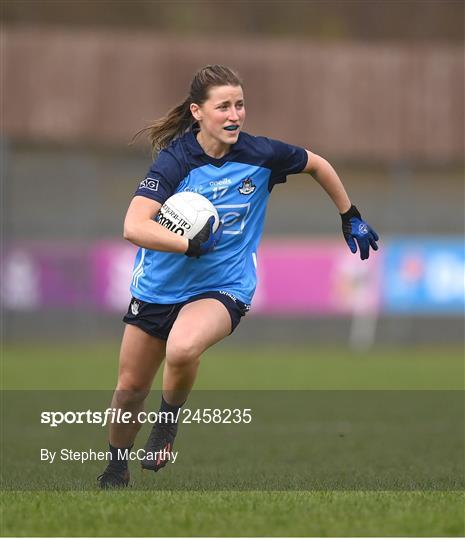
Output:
[141, 298, 232, 471]
[163, 298, 232, 402]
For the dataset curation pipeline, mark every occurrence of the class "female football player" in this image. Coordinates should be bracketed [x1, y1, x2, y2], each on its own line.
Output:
[98, 64, 378, 488]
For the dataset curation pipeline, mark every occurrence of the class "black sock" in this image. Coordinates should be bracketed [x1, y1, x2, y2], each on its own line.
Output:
[159, 395, 185, 424]
[109, 443, 132, 471]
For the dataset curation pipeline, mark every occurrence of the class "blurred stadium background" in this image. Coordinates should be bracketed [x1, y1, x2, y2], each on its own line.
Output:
[1, 0, 464, 350]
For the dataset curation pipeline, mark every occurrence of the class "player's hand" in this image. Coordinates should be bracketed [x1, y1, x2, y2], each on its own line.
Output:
[340, 205, 379, 260]
[185, 216, 224, 258]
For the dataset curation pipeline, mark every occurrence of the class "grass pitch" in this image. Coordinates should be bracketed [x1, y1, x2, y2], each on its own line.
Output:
[3, 342, 463, 390]
[1, 342, 464, 536]
[3, 491, 464, 537]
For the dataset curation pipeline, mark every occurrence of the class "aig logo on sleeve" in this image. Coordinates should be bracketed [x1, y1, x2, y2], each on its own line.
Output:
[139, 177, 159, 192]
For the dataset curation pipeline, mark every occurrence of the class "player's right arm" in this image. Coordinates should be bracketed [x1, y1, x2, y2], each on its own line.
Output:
[123, 196, 189, 253]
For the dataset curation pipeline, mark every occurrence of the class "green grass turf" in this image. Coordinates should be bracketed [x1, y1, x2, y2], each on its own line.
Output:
[2, 491, 464, 537]
[1, 342, 464, 536]
[2, 342, 463, 390]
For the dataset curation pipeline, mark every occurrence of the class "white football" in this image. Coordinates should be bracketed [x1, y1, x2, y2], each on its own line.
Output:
[156, 191, 220, 240]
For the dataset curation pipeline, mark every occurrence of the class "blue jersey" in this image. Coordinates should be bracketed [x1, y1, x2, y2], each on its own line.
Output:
[130, 130, 308, 305]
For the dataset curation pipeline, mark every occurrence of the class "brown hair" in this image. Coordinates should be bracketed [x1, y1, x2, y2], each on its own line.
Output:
[134, 65, 243, 154]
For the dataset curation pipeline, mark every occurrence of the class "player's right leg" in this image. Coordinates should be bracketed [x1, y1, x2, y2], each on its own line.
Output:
[141, 298, 233, 472]
[98, 324, 166, 488]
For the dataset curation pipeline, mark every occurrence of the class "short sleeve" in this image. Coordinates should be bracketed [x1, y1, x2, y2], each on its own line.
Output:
[134, 149, 186, 204]
[266, 138, 308, 189]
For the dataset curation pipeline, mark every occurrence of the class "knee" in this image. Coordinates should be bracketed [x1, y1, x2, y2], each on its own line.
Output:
[165, 339, 201, 369]
[114, 379, 149, 409]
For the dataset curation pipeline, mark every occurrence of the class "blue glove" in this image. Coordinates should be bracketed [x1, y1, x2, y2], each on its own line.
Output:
[340, 205, 379, 260]
[185, 216, 224, 258]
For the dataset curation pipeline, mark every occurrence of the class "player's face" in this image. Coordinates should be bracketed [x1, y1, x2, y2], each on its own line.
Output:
[192, 85, 245, 148]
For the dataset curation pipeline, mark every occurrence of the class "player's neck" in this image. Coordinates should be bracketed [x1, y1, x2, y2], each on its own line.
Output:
[196, 132, 231, 159]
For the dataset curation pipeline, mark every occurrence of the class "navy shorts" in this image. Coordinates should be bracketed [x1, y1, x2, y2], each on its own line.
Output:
[123, 291, 249, 341]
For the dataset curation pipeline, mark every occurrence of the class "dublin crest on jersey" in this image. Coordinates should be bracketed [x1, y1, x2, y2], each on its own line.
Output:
[238, 177, 256, 195]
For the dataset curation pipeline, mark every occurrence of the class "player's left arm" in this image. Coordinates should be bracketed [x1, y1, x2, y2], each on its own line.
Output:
[302, 150, 379, 260]
[302, 150, 351, 213]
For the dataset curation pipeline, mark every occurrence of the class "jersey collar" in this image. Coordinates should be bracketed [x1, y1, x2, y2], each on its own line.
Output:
[185, 127, 246, 158]
[185, 129, 204, 156]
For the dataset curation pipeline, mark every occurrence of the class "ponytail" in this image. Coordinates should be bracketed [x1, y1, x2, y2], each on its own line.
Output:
[133, 98, 193, 154]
